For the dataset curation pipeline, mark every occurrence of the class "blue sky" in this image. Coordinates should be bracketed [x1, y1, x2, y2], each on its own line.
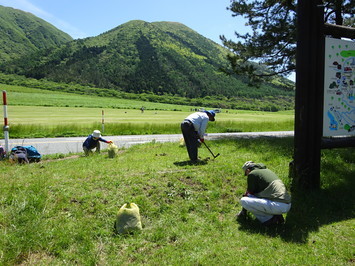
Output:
[0, 0, 248, 45]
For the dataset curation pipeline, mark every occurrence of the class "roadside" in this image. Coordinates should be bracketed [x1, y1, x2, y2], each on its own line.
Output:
[4, 131, 294, 155]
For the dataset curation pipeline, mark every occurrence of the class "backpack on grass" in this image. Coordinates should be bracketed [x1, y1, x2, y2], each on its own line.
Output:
[0, 145, 5, 160]
[10, 146, 29, 164]
[11, 145, 41, 163]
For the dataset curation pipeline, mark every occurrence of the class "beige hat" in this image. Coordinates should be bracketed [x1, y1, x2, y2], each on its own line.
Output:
[92, 130, 101, 138]
[242, 161, 255, 171]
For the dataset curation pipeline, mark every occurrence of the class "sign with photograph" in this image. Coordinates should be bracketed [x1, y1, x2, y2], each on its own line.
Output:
[323, 37, 355, 137]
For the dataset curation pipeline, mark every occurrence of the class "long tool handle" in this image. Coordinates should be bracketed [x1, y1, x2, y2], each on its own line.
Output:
[202, 141, 219, 158]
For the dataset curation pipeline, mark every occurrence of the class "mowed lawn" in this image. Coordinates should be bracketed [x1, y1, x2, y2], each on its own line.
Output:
[6, 105, 293, 126]
[2, 83, 293, 128]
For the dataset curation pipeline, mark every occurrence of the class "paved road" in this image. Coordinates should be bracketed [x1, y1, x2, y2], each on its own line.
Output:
[5, 131, 294, 155]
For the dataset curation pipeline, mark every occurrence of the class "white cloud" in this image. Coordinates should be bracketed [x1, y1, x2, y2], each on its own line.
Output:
[48, 18, 88, 39]
[0, 0, 51, 17]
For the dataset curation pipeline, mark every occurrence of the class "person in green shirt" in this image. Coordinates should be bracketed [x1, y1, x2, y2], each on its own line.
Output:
[237, 161, 291, 226]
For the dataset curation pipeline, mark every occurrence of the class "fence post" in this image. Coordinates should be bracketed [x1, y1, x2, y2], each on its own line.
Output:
[2, 90, 10, 155]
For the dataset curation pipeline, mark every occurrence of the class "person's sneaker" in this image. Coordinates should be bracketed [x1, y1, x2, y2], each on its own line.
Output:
[262, 215, 284, 226]
[236, 208, 247, 221]
[262, 216, 276, 226]
[275, 215, 285, 224]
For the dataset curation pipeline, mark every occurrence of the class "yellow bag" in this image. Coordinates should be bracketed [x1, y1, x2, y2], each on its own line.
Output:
[179, 138, 185, 147]
[107, 142, 118, 158]
[114, 203, 142, 234]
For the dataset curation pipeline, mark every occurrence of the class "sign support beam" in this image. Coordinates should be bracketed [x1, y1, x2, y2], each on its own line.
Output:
[293, 0, 325, 189]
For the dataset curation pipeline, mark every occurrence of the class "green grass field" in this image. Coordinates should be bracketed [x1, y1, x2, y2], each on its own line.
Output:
[0, 83, 354, 265]
[0, 138, 354, 265]
[6, 105, 293, 125]
[1, 84, 294, 138]
[1, 84, 191, 111]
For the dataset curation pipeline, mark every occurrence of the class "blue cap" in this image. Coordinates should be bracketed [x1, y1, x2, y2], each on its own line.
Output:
[205, 110, 215, 121]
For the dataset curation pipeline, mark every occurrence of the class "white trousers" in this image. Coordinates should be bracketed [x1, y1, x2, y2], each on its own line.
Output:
[240, 196, 291, 223]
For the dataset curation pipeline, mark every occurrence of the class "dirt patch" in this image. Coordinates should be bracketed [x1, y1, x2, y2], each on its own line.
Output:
[44, 154, 81, 162]
[43, 150, 126, 162]
[18, 252, 55, 265]
[178, 176, 206, 190]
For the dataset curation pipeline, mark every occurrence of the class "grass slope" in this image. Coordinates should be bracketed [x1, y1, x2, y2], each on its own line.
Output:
[0, 5, 72, 64]
[0, 138, 354, 265]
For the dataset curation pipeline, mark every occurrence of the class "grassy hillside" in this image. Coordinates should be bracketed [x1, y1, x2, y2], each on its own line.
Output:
[0, 20, 294, 101]
[0, 5, 72, 64]
[0, 138, 354, 264]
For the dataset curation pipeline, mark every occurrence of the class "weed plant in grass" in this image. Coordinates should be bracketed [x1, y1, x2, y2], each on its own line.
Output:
[0, 138, 354, 265]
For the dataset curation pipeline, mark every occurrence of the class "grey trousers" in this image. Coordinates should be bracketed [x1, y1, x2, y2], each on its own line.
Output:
[83, 142, 101, 156]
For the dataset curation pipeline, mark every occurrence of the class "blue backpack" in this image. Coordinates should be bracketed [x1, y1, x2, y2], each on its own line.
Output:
[11, 146, 41, 162]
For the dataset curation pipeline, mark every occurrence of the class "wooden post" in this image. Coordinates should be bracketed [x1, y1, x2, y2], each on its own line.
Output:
[102, 110, 105, 133]
[293, 0, 325, 189]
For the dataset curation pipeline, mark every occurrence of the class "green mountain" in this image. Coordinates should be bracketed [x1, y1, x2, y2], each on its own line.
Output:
[0, 19, 294, 100]
[0, 5, 73, 64]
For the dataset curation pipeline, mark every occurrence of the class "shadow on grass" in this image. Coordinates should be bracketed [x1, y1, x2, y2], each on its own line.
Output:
[236, 147, 355, 243]
[174, 159, 209, 166]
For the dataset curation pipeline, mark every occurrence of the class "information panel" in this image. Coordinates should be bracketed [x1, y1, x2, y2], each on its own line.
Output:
[323, 37, 355, 137]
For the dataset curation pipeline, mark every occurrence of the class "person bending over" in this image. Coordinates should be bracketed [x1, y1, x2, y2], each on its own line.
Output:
[180, 110, 215, 162]
[237, 161, 291, 226]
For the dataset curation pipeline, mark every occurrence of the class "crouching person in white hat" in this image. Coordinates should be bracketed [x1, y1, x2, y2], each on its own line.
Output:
[237, 161, 291, 226]
[83, 130, 112, 156]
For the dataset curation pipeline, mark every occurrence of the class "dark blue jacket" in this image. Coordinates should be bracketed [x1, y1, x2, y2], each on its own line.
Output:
[83, 135, 109, 149]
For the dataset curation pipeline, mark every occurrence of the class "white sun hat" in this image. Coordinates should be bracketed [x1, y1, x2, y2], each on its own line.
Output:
[92, 130, 101, 138]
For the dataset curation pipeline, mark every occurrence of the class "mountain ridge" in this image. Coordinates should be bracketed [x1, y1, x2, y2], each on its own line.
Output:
[0, 8, 294, 107]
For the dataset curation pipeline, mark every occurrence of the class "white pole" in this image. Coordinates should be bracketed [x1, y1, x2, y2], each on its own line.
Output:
[102, 110, 105, 133]
[2, 90, 9, 155]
